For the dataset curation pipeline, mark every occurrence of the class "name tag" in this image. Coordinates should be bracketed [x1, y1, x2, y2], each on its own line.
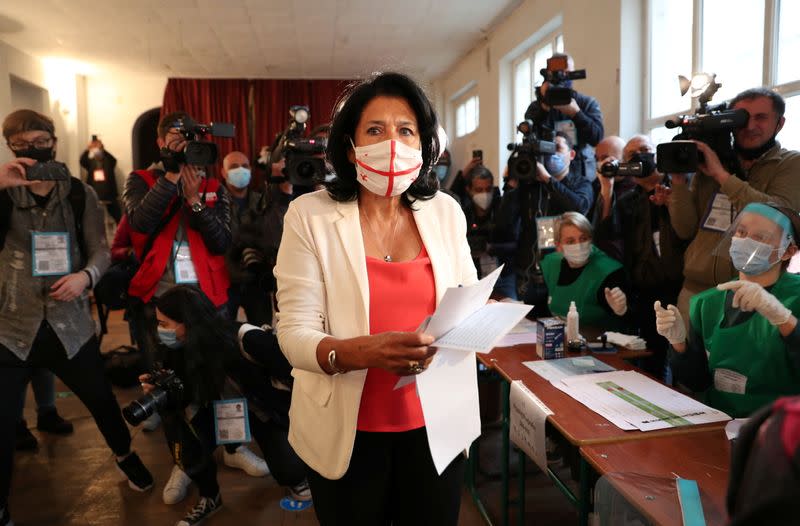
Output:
[93, 168, 106, 182]
[205, 192, 218, 204]
[536, 216, 558, 250]
[173, 241, 198, 284]
[213, 398, 251, 445]
[32, 232, 71, 276]
[702, 192, 734, 232]
[714, 368, 747, 395]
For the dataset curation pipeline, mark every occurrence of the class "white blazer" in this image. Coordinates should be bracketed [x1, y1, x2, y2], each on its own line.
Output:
[274, 189, 478, 479]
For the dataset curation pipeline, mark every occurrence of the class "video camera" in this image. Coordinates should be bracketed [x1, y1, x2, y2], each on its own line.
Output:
[506, 119, 556, 181]
[599, 159, 643, 178]
[160, 116, 235, 170]
[656, 73, 748, 175]
[122, 369, 184, 426]
[538, 56, 587, 107]
[269, 106, 328, 186]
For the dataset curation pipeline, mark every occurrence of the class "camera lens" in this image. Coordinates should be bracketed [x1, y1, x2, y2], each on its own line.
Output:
[122, 399, 152, 426]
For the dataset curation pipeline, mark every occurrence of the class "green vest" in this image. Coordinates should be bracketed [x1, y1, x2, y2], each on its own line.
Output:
[690, 272, 800, 418]
[541, 245, 624, 330]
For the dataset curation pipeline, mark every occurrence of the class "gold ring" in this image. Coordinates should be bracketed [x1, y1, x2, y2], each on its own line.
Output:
[408, 361, 424, 374]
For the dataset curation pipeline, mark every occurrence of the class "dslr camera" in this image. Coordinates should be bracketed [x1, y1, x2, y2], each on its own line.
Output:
[122, 369, 184, 426]
[538, 56, 587, 107]
[656, 74, 748, 174]
[269, 106, 328, 186]
[160, 116, 235, 170]
[506, 119, 557, 181]
[598, 159, 643, 178]
[26, 160, 71, 181]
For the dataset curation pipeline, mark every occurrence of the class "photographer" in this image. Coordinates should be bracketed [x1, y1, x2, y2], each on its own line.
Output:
[590, 135, 635, 237]
[139, 285, 309, 526]
[668, 88, 800, 321]
[0, 110, 153, 525]
[122, 111, 232, 362]
[524, 52, 604, 181]
[494, 132, 593, 304]
[80, 137, 121, 223]
[594, 135, 688, 377]
[460, 165, 502, 280]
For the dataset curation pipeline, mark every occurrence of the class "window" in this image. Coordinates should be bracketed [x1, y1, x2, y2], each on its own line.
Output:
[455, 94, 479, 138]
[510, 32, 564, 134]
[646, 0, 800, 150]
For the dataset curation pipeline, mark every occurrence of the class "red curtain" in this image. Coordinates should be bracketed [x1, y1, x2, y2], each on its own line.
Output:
[161, 79, 252, 173]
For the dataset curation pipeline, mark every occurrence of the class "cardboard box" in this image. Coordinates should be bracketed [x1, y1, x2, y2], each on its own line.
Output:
[537, 317, 565, 360]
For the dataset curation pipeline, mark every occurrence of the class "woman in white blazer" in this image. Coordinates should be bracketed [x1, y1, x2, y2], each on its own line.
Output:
[274, 72, 478, 525]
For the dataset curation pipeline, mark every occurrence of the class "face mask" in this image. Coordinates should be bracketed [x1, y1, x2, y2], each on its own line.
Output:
[545, 153, 568, 178]
[14, 147, 54, 163]
[472, 191, 493, 210]
[562, 241, 592, 266]
[729, 236, 780, 276]
[629, 152, 656, 177]
[226, 167, 251, 189]
[433, 165, 449, 183]
[157, 327, 183, 349]
[350, 138, 423, 197]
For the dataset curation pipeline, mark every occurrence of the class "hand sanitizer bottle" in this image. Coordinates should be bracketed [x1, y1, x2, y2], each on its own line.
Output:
[566, 301, 580, 350]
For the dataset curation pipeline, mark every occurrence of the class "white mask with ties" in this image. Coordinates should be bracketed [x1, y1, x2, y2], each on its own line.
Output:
[350, 138, 423, 197]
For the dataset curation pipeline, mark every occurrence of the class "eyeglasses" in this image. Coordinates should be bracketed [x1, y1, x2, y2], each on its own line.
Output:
[8, 137, 54, 151]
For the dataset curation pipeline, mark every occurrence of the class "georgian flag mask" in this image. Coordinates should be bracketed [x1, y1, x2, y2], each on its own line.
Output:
[350, 138, 423, 197]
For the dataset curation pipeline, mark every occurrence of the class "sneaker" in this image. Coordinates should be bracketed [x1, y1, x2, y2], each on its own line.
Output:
[223, 445, 269, 477]
[142, 412, 161, 432]
[36, 408, 74, 435]
[288, 480, 312, 502]
[0, 506, 14, 526]
[163, 465, 193, 505]
[15, 420, 37, 451]
[175, 493, 222, 526]
[116, 452, 154, 492]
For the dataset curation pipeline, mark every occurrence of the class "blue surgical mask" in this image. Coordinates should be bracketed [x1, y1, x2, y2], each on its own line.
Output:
[157, 328, 183, 349]
[433, 165, 449, 182]
[729, 236, 778, 275]
[545, 153, 567, 177]
[226, 167, 251, 189]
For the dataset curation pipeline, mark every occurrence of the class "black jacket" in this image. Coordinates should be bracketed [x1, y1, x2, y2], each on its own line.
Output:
[80, 150, 118, 201]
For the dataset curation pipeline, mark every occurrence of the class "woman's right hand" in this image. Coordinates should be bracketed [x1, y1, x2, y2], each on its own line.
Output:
[654, 301, 687, 347]
[337, 332, 437, 376]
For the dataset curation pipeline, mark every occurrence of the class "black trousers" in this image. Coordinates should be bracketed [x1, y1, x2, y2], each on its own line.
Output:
[163, 406, 306, 498]
[226, 284, 272, 327]
[0, 322, 132, 506]
[307, 428, 465, 526]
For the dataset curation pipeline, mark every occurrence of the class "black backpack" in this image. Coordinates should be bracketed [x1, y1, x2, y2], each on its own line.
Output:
[0, 177, 87, 265]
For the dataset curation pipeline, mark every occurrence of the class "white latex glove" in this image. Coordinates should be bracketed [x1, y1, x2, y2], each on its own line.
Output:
[654, 301, 686, 344]
[717, 280, 791, 326]
[604, 287, 628, 316]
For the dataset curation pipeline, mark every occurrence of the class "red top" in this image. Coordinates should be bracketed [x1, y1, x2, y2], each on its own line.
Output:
[357, 245, 436, 432]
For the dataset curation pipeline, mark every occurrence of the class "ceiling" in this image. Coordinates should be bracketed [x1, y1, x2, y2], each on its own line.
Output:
[0, 0, 520, 79]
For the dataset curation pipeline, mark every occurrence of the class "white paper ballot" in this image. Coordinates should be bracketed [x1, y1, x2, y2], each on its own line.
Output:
[551, 370, 731, 431]
[416, 348, 481, 475]
[510, 380, 553, 472]
[434, 302, 533, 353]
[425, 266, 504, 339]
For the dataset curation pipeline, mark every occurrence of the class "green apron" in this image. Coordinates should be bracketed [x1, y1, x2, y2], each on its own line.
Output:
[541, 245, 625, 330]
[690, 272, 800, 417]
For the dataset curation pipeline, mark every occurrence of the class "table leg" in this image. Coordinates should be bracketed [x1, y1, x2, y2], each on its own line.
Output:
[465, 440, 493, 525]
[501, 379, 510, 526]
[517, 450, 526, 526]
[578, 455, 591, 526]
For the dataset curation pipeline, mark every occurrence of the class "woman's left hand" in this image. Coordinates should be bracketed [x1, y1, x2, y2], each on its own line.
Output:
[717, 280, 791, 326]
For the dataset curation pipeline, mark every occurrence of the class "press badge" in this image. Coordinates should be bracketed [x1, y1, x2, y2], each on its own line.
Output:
[93, 168, 106, 182]
[213, 398, 251, 445]
[714, 368, 747, 395]
[173, 241, 198, 284]
[701, 192, 734, 232]
[554, 120, 577, 148]
[536, 216, 558, 250]
[32, 232, 71, 276]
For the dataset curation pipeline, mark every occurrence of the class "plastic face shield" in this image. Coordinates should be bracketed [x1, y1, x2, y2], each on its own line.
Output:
[712, 203, 793, 274]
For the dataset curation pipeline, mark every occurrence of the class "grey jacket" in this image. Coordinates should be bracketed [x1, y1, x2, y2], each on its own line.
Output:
[0, 179, 110, 360]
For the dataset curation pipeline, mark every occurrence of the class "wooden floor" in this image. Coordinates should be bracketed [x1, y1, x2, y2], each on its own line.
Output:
[9, 309, 576, 525]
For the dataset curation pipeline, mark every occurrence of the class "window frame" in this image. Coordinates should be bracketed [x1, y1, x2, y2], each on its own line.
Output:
[644, 0, 800, 136]
[510, 31, 564, 137]
[454, 92, 480, 138]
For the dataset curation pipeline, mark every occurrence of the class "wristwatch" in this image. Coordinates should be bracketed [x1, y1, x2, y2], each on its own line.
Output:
[327, 349, 347, 376]
[190, 200, 206, 213]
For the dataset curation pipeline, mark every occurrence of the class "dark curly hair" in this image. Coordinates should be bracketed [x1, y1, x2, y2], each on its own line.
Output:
[325, 72, 440, 208]
[156, 285, 237, 404]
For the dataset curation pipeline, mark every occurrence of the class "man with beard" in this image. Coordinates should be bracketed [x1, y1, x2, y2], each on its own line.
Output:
[667, 88, 800, 322]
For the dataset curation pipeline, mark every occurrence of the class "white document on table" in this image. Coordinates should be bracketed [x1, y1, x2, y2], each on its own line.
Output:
[510, 380, 553, 472]
[551, 370, 731, 431]
[416, 348, 481, 475]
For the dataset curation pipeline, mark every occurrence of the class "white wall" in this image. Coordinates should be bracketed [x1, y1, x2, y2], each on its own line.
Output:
[433, 0, 643, 182]
[86, 70, 166, 192]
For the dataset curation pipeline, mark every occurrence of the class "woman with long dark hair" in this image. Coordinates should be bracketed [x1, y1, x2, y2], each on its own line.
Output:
[142, 285, 308, 526]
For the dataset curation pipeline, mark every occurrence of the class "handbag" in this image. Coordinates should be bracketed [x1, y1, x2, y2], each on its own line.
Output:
[94, 199, 182, 310]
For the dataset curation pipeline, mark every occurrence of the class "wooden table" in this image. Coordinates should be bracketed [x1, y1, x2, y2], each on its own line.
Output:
[581, 429, 730, 525]
[471, 343, 727, 526]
